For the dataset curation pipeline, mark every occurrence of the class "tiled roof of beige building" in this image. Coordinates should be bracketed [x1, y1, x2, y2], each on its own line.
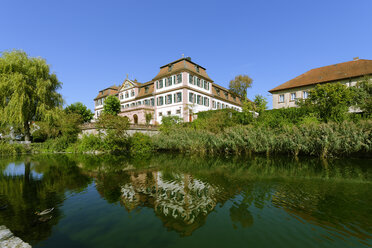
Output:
[269, 59, 372, 93]
[153, 57, 213, 81]
[94, 85, 119, 100]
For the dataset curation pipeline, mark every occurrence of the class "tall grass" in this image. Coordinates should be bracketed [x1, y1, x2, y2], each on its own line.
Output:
[153, 120, 372, 157]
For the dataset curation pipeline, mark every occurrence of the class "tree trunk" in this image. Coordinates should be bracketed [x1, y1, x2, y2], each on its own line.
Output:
[24, 122, 31, 142]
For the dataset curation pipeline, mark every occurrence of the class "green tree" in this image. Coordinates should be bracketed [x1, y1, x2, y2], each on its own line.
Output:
[240, 100, 255, 124]
[355, 76, 372, 114]
[298, 83, 354, 122]
[145, 112, 153, 126]
[229, 75, 253, 101]
[103, 95, 120, 115]
[0, 50, 63, 141]
[95, 114, 130, 153]
[253, 95, 268, 114]
[95, 114, 129, 139]
[64, 102, 94, 123]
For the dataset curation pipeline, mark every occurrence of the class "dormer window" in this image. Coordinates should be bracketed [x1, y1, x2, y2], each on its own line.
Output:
[224, 92, 228, 98]
[168, 64, 173, 72]
[145, 86, 149, 93]
[216, 88, 220, 96]
[195, 65, 199, 73]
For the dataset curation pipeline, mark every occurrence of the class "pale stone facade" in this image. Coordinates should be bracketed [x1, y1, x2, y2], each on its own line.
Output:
[94, 58, 243, 124]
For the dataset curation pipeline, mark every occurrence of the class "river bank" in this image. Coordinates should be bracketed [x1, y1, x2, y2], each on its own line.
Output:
[1, 120, 371, 158]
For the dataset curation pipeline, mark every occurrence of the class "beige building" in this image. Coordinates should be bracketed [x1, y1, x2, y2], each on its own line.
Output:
[269, 58, 372, 109]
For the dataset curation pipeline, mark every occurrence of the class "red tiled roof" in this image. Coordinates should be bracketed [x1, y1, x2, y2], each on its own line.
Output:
[269, 59, 372, 93]
[153, 58, 213, 81]
[94, 85, 119, 100]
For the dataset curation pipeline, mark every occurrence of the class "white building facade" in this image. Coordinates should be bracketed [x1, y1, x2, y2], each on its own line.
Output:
[94, 57, 243, 124]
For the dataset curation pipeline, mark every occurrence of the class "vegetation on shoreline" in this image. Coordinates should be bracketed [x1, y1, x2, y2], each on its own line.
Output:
[1, 50, 371, 158]
[153, 119, 372, 157]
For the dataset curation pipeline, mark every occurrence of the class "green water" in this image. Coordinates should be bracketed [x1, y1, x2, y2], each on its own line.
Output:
[0, 154, 371, 248]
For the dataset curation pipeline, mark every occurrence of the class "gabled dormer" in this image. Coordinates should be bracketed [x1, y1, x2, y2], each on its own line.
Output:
[119, 79, 142, 101]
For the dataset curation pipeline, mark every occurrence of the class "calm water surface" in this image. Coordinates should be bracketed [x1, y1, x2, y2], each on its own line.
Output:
[0, 154, 371, 248]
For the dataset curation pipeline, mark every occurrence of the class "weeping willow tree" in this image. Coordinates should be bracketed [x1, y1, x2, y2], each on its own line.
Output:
[0, 50, 63, 141]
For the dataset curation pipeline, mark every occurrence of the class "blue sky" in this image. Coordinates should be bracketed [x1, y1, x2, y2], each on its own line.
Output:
[1, 0, 371, 110]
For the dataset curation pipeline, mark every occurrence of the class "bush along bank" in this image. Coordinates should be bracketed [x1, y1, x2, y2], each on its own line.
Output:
[152, 120, 372, 158]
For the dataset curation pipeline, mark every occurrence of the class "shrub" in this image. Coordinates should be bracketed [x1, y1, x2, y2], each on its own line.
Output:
[73, 134, 104, 153]
[0, 141, 28, 155]
[130, 132, 153, 155]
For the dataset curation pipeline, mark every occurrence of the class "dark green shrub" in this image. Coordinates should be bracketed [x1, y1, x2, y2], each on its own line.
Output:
[130, 132, 153, 155]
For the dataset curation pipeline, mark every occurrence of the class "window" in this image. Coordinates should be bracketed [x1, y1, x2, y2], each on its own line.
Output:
[279, 94, 284, 103]
[217, 102, 221, 109]
[177, 74, 182, 84]
[197, 95, 201, 105]
[131, 91, 135, 97]
[121, 105, 124, 109]
[168, 77, 172, 86]
[176, 92, 182, 102]
[189, 92, 194, 103]
[145, 86, 149, 93]
[204, 97, 209, 106]
[164, 78, 168, 87]
[157, 96, 164, 106]
[195, 65, 200, 72]
[126, 104, 129, 108]
[303, 91, 308, 99]
[176, 109, 181, 114]
[189, 74, 193, 84]
[212, 100, 216, 108]
[167, 111, 171, 115]
[290, 93, 296, 101]
[167, 94, 172, 104]
[125, 92, 129, 98]
[196, 78, 200, 87]
[222, 103, 225, 109]
[131, 103, 135, 107]
[151, 98, 155, 106]
[216, 88, 220, 96]
[137, 101, 142, 106]
[144, 99, 149, 105]
[205, 81, 209, 90]
[159, 79, 163, 89]
[168, 65, 173, 72]
[120, 94, 123, 100]
[224, 91, 228, 98]
[159, 112, 162, 117]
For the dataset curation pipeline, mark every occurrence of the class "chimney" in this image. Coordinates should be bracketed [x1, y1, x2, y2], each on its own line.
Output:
[353, 57, 359, 61]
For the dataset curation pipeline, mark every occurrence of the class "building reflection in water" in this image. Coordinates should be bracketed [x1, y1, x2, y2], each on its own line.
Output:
[119, 171, 221, 236]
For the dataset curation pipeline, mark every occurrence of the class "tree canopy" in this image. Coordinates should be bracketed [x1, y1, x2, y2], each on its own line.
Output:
[298, 82, 355, 122]
[0, 50, 63, 141]
[65, 102, 94, 123]
[253, 95, 268, 114]
[355, 76, 372, 114]
[103, 95, 120, 115]
[229, 75, 253, 100]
